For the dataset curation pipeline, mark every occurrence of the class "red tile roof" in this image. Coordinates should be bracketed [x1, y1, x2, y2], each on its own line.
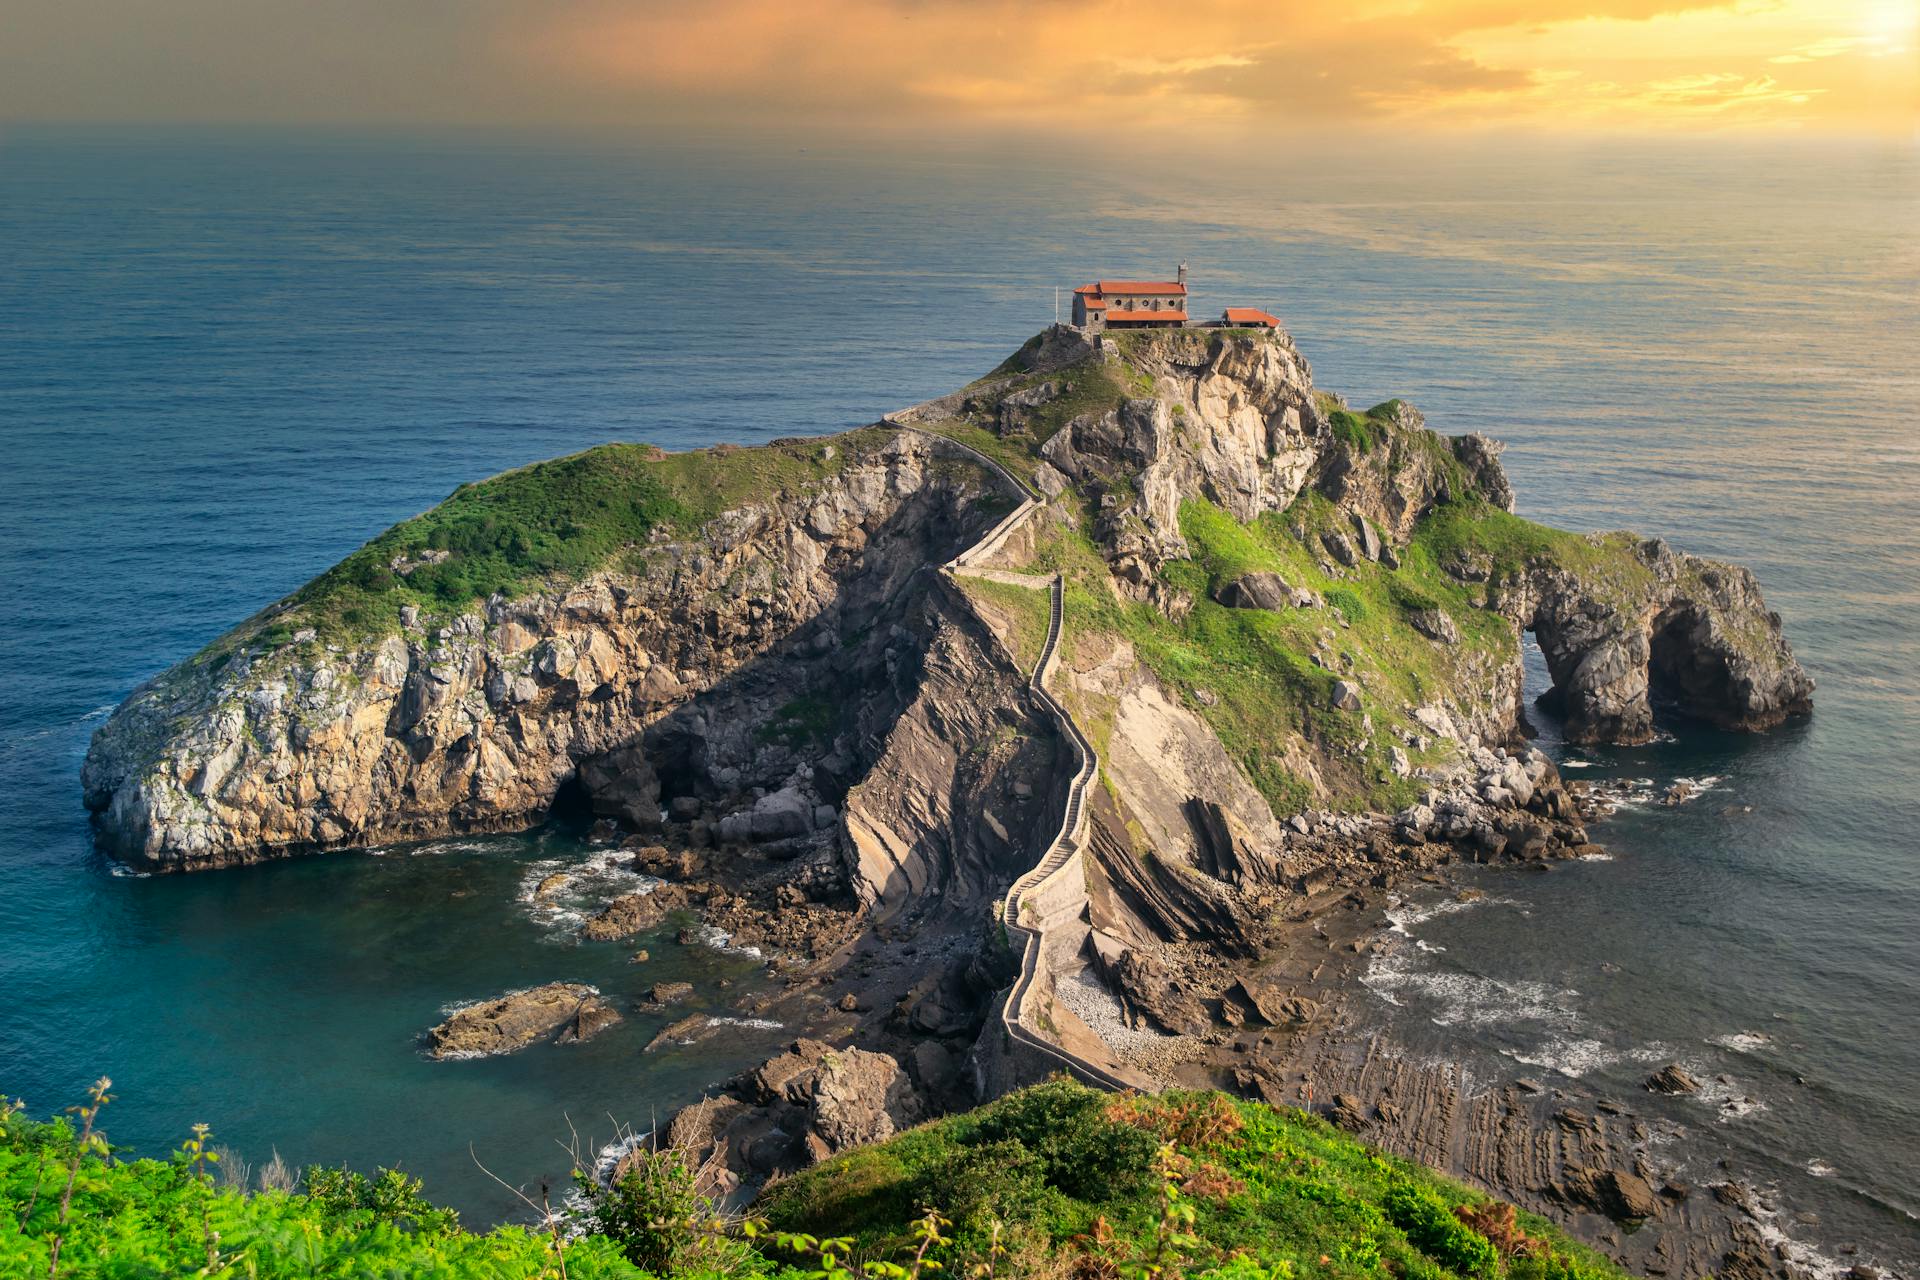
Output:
[1223, 307, 1280, 327]
[1075, 280, 1188, 296]
[1104, 310, 1188, 323]
[1081, 296, 1108, 309]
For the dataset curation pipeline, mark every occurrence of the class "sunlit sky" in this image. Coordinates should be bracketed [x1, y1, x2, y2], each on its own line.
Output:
[3, 0, 1914, 137]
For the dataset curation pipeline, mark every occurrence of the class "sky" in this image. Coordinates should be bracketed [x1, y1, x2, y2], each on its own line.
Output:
[1, 0, 1914, 138]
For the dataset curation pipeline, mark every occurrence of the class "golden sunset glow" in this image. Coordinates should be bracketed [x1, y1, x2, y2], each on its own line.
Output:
[2, 0, 1914, 134]
[507, 0, 1918, 135]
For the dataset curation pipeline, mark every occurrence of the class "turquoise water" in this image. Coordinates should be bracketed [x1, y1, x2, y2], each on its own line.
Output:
[0, 128, 1914, 1251]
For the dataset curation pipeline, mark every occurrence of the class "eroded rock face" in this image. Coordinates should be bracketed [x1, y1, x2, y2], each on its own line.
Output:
[425, 982, 618, 1059]
[1503, 539, 1813, 744]
[1213, 572, 1317, 611]
[1039, 334, 1322, 577]
[83, 432, 1003, 871]
[839, 587, 1063, 917]
[658, 1038, 924, 1194]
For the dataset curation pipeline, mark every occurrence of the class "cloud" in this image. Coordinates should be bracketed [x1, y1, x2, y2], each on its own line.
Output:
[0, 0, 1908, 134]
[1174, 33, 1537, 118]
[1769, 34, 1899, 62]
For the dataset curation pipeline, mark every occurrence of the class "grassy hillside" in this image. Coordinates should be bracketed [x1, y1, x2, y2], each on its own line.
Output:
[214, 427, 900, 657]
[764, 1081, 1622, 1280]
[3, 1080, 1624, 1280]
[1017, 495, 1515, 816]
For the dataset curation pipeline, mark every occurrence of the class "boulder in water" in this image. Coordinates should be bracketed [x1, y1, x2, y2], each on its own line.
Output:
[426, 982, 618, 1059]
[1644, 1063, 1701, 1095]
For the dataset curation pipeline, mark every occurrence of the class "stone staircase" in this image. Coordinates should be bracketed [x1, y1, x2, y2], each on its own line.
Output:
[892, 421, 1135, 1091]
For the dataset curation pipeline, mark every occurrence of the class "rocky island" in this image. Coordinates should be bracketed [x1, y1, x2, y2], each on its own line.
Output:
[83, 323, 1812, 1278]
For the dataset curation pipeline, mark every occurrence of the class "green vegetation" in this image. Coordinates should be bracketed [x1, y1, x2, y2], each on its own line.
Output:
[758, 694, 843, 749]
[1022, 491, 1517, 815]
[1409, 503, 1656, 613]
[212, 429, 899, 655]
[4, 1080, 1624, 1280]
[765, 1081, 1625, 1280]
[0, 1082, 642, 1278]
[954, 576, 1054, 674]
[1327, 409, 1387, 455]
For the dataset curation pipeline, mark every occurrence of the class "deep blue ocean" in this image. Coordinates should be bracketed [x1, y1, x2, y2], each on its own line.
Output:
[1, 127, 1914, 1260]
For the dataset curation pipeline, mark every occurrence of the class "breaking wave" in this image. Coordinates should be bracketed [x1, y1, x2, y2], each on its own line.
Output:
[690, 924, 763, 960]
[1711, 1030, 1772, 1054]
[516, 849, 660, 937]
[1366, 902, 1666, 1079]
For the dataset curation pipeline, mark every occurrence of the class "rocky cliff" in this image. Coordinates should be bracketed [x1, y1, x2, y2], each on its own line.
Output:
[85, 323, 1810, 890]
[83, 323, 1817, 1264]
[83, 429, 1035, 873]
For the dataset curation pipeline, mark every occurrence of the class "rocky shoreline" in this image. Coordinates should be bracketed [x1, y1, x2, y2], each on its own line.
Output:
[460, 756, 1849, 1280]
[81, 324, 1826, 1276]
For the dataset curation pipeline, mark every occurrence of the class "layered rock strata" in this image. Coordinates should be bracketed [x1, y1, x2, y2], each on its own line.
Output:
[84, 432, 1010, 871]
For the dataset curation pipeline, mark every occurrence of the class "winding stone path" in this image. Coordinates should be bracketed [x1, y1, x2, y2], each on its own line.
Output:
[899, 421, 1139, 1090]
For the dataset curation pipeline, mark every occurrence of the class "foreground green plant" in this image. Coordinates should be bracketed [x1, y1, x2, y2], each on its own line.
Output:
[4, 1079, 1627, 1280]
[1, 1089, 644, 1278]
[764, 1082, 1629, 1280]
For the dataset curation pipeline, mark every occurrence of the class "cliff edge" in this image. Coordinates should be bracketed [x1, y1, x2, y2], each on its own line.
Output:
[85, 324, 1809, 880]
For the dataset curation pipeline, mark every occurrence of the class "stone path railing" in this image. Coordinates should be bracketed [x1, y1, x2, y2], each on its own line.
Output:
[890, 420, 1134, 1092]
[992, 575, 1133, 1091]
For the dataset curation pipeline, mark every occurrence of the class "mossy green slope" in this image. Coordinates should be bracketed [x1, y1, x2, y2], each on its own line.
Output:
[4, 1081, 1626, 1280]
[765, 1081, 1625, 1280]
[218, 428, 898, 657]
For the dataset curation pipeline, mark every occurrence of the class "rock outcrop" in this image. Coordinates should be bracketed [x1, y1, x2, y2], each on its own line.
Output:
[78, 320, 1817, 1280]
[1499, 538, 1814, 744]
[84, 431, 1009, 871]
[424, 982, 619, 1059]
[86, 327, 1808, 884]
[657, 1038, 925, 1194]
[839, 587, 1065, 918]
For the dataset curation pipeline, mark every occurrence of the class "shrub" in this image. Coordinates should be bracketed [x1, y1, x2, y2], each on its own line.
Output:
[301, 1164, 460, 1233]
[966, 1080, 1159, 1202]
[1508, 1247, 1617, 1280]
[573, 1144, 758, 1277]
[1383, 1183, 1500, 1279]
[1324, 587, 1367, 623]
[911, 1138, 1051, 1232]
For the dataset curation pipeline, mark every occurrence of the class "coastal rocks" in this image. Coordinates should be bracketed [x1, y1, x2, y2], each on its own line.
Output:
[643, 981, 694, 1008]
[424, 982, 618, 1059]
[1453, 433, 1516, 512]
[1645, 1064, 1702, 1095]
[1550, 1165, 1663, 1223]
[581, 883, 702, 941]
[1513, 541, 1813, 745]
[83, 429, 1006, 871]
[662, 1039, 925, 1192]
[1111, 947, 1211, 1036]
[558, 999, 624, 1045]
[717, 787, 815, 844]
[1227, 978, 1318, 1027]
